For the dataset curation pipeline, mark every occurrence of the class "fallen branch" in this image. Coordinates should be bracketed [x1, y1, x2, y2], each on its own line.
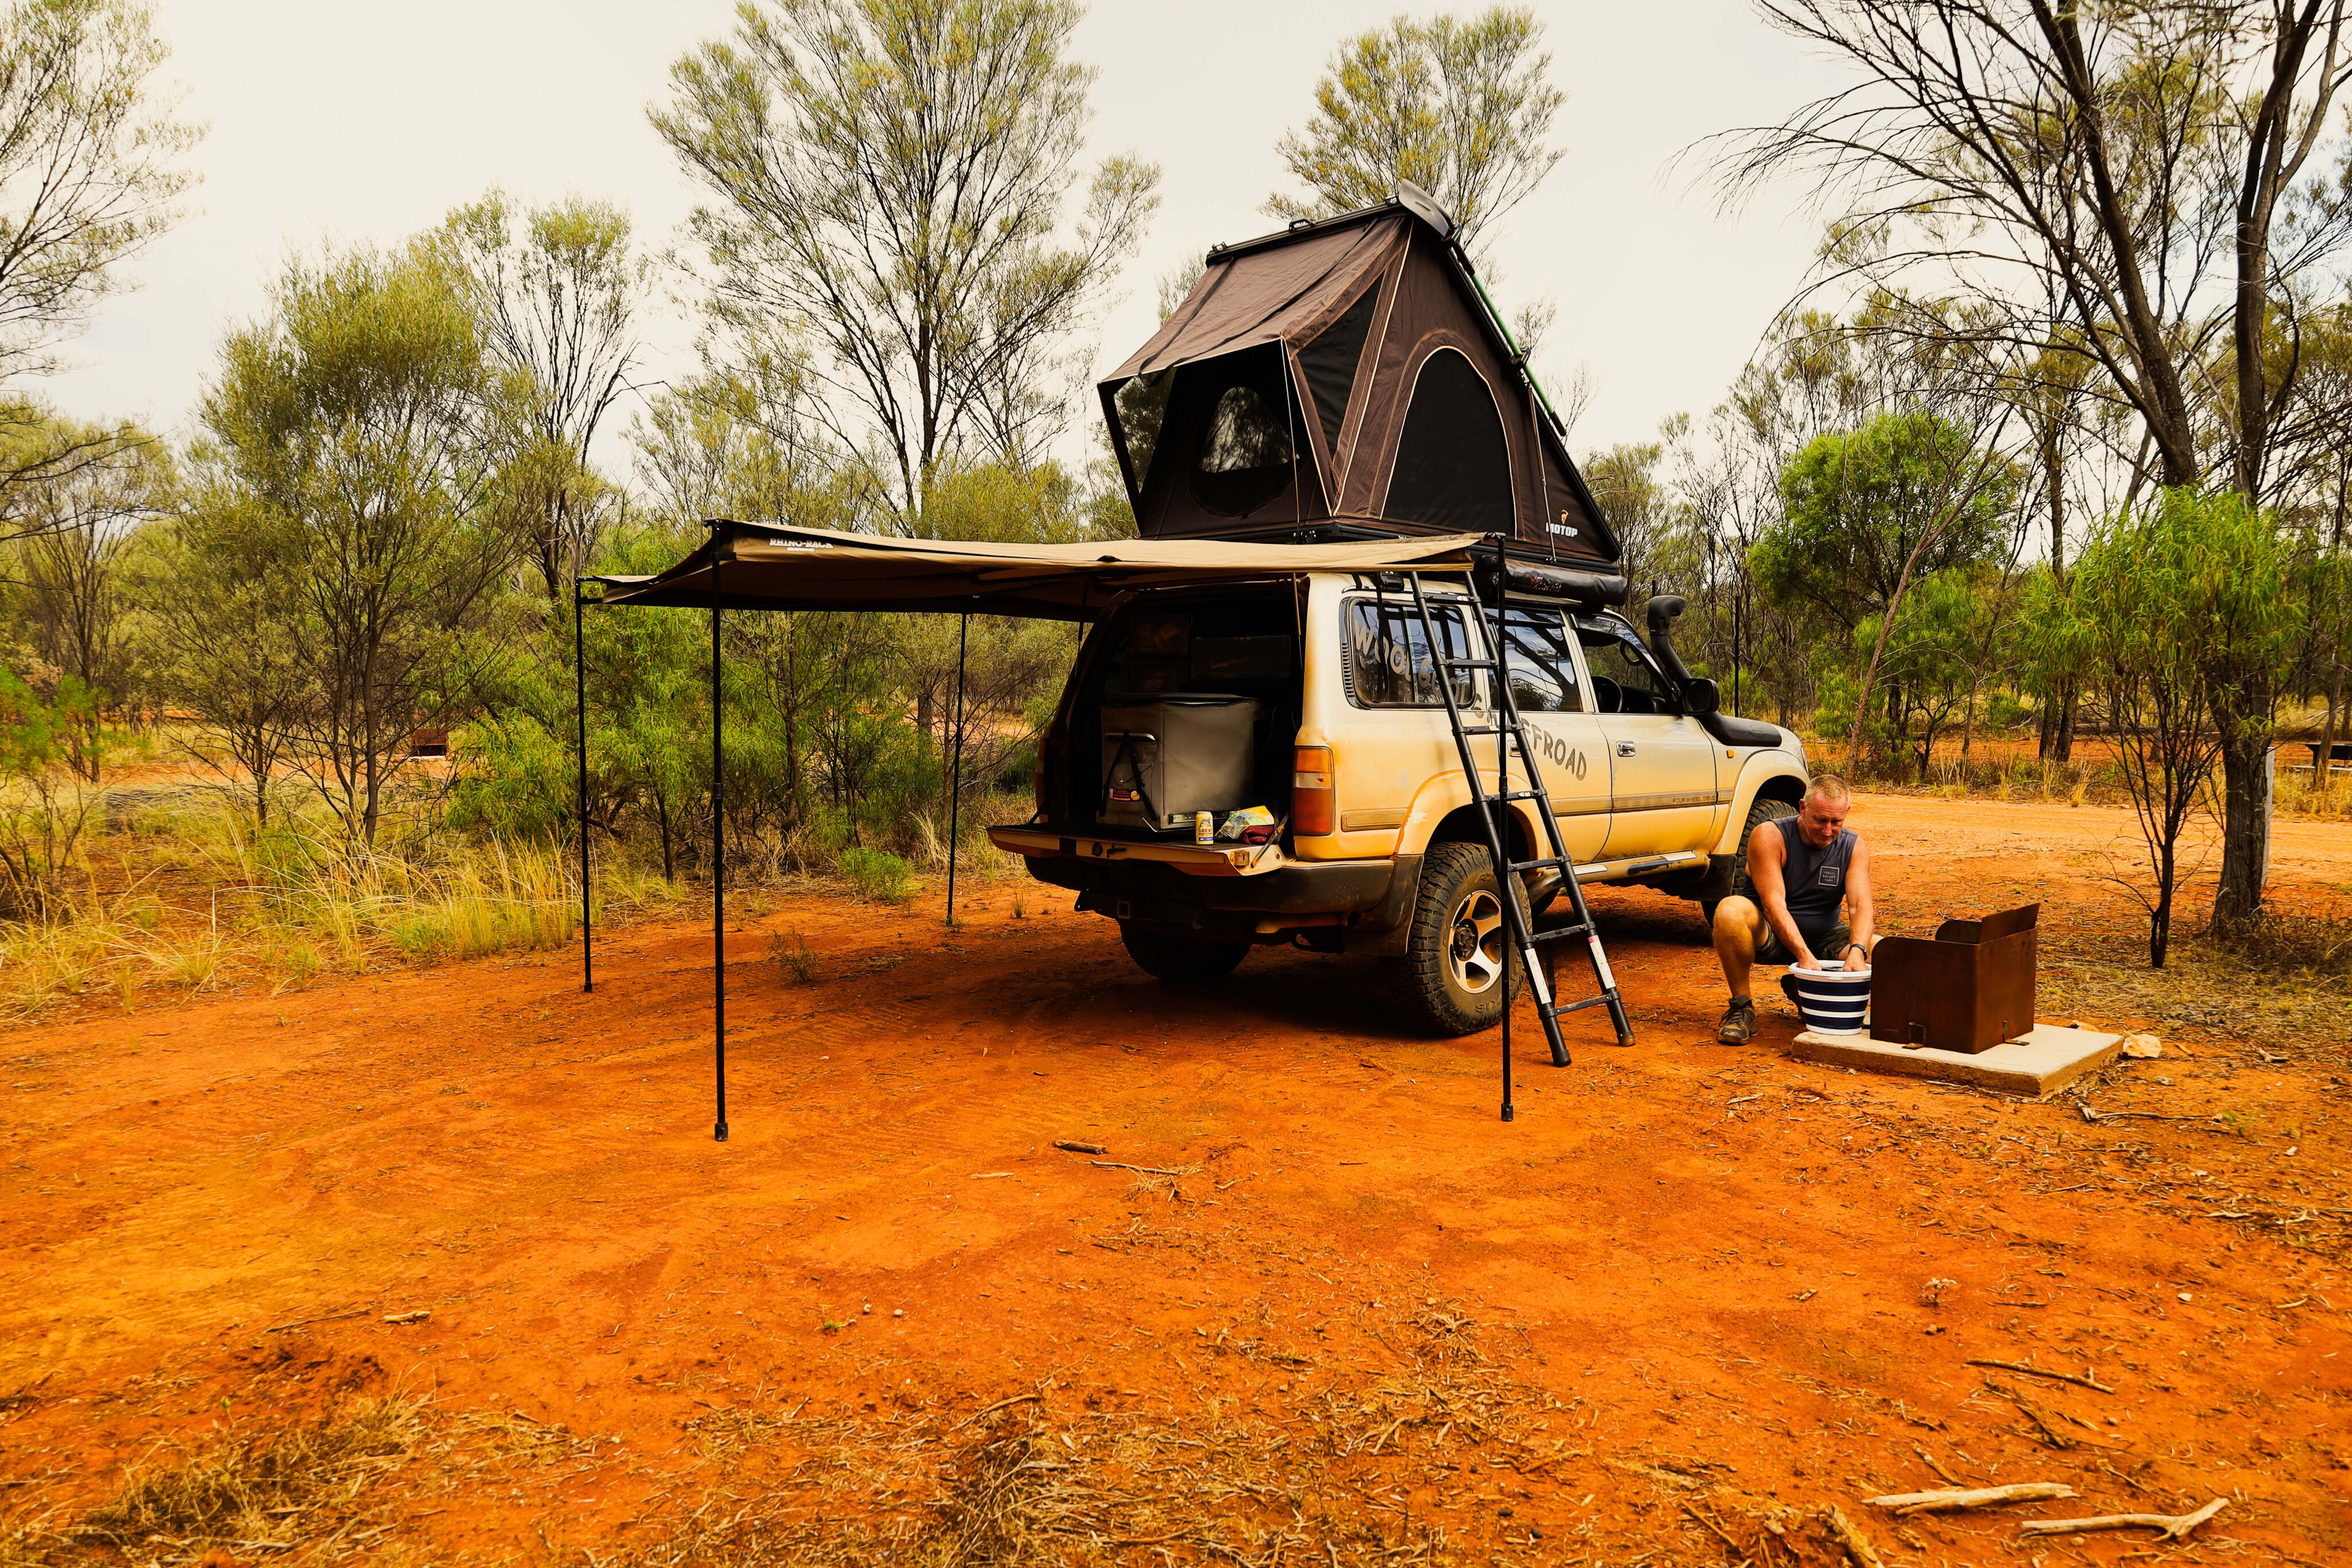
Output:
[1866, 1482, 2075, 1516]
[383, 1309, 430, 1325]
[2019, 1497, 2227, 1542]
[1090, 1161, 1193, 1176]
[1053, 1140, 1107, 1155]
[1966, 1358, 2116, 1393]
[1823, 1504, 1885, 1568]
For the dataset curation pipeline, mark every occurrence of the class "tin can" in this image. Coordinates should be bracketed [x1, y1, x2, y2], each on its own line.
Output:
[1194, 811, 1214, 845]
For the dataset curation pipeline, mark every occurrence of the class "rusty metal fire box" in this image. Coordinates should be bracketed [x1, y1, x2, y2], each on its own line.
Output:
[1868, 903, 2039, 1054]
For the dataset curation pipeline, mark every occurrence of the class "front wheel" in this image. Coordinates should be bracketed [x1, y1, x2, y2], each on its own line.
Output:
[1119, 922, 1249, 985]
[1384, 842, 1525, 1036]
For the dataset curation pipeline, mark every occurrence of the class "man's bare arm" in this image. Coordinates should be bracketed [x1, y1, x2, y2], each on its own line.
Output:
[1843, 836, 1875, 961]
[1748, 822, 1819, 969]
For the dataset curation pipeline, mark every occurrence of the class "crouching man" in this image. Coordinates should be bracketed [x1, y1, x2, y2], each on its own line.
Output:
[1714, 774, 1877, 1045]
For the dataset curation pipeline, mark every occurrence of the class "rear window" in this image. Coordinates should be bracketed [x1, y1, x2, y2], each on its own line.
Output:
[1344, 597, 1481, 708]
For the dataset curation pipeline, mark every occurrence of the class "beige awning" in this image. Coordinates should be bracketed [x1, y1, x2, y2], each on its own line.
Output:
[590, 521, 1487, 621]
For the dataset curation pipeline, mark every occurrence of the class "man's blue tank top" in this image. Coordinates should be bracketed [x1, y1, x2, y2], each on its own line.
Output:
[1775, 815, 1855, 945]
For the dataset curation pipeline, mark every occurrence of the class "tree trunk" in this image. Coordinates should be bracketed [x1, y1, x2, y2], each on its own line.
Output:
[2318, 665, 2345, 802]
[2213, 730, 2273, 924]
[2055, 679, 2077, 764]
[2149, 838, 2175, 969]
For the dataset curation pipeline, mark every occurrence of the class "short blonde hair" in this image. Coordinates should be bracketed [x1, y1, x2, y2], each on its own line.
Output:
[1806, 773, 1852, 805]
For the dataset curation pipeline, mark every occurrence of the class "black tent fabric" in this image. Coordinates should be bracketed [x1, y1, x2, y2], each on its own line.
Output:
[1097, 197, 1619, 566]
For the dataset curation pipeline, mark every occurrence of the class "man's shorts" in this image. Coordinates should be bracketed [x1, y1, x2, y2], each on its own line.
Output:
[1754, 918, 1850, 966]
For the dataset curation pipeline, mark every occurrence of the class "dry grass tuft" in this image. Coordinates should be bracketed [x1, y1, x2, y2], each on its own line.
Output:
[2045, 917, 2352, 1055]
[5, 1392, 428, 1563]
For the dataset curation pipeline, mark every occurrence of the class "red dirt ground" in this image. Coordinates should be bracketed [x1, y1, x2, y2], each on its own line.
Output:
[3, 793, 2349, 1565]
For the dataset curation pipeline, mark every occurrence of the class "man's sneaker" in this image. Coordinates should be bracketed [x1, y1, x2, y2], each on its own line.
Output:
[1717, 996, 1758, 1045]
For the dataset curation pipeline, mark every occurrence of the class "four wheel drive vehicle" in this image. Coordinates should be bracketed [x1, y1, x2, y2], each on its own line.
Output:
[988, 564, 1811, 1035]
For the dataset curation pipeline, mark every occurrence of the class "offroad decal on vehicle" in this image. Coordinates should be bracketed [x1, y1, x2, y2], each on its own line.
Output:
[1520, 721, 1589, 779]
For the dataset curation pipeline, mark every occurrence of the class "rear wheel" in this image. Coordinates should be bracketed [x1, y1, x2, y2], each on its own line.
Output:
[1386, 841, 1525, 1036]
[1701, 796, 1797, 927]
[1119, 922, 1249, 984]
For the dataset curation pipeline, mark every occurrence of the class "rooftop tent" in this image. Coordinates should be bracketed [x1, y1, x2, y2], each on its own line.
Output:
[1099, 189, 1620, 567]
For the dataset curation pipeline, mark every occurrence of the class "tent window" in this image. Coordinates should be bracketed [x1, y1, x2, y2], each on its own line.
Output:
[1384, 348, 1514, 533]
[1297, 281, 1380, 458]
[1106, 370, 1174, 498]
[1192, 378, 1295, 516]
[1200, 385, 1291, 473]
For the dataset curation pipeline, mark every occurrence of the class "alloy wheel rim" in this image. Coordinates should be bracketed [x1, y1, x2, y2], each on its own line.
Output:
[1446, 887, 1505, 994]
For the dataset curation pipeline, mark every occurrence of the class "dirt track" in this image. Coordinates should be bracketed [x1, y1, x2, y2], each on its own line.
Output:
[3, 793, 2349, 1564]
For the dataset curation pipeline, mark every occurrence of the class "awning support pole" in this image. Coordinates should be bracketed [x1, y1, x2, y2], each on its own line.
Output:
[946, 610, 968, 927]
[711, 555, 728, 1144]
[575, 580, 592, 994]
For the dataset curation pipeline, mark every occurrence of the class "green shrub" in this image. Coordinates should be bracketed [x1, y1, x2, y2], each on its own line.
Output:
[839, 846, 915, 904]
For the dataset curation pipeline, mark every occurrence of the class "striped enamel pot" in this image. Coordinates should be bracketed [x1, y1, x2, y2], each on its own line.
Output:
[1779, 959, 1872, 1036]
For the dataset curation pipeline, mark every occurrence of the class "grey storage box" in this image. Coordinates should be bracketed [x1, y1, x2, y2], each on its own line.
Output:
[1100, 695, 1261, 833]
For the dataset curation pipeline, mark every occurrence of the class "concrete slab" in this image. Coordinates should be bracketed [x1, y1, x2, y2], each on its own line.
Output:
[1786, 1023, 2126, 1096]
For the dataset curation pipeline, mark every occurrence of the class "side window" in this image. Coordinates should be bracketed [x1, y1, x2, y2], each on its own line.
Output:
[1576, 624, 1672, 715]
[1345, 598, 1481, 708]
[1499, 607, 1584, 714]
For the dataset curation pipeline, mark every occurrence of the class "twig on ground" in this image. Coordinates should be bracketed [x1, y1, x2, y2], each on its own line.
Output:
[264, 1307, 369, 1334]
[1823, 1504, 1886, 1568]
[2018, 1497, 2227, 1541]
[1866, 1482, 2075, 1515]
[1090, 1161, 1193, 1176]
[1914, 1447, 1964, 1486]
[949, 1392, 1040, 1432]
[1966, 1359, 2115, 1393]
[1982, 1380, 2075, 1449]
[1053, 1140, 1107, 1155]
[1682, 1502, 1742, 1551]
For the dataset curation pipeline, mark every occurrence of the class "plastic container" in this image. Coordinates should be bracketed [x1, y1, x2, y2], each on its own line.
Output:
[1780, 959, 1872, 1035]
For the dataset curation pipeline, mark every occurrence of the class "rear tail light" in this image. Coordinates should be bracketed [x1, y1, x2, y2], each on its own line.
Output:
[1293, 745, 1334, 835]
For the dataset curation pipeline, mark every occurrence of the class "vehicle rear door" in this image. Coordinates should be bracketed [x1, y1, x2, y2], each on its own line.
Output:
[1577, 620, 1720, 858]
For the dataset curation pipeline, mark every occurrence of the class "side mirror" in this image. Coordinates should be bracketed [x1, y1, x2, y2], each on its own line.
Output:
[1682, 677, 1720, 715]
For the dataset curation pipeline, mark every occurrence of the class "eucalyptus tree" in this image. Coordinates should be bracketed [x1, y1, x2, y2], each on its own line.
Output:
[652, 0, 1159, 522]
[1264, 6, 1564, 260]
[0, 0, 200, 535]
[1713, 0, 2352, 917]
[192, 243, 509, 848]
[434, 190, 650, 603]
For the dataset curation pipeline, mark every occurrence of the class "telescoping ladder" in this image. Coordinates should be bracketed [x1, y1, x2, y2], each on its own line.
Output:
[1406, 549, 1634, 1120]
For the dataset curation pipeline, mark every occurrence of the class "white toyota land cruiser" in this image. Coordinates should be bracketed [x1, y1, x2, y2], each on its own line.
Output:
[991, 564, 1811, 1036]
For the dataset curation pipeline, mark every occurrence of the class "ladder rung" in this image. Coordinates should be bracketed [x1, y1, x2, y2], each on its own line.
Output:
[1508, 858, 1568, 873]
[1556, 994, 1619, 1016]
[1494, 789, 1544, 803]
[1460, 725, 1506, 737]
[1440, 657, 1499, 671]
[1528, 924, 1589, 944]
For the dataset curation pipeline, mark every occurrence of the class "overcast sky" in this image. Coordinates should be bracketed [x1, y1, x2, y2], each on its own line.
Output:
[41, 0, 1843, 470]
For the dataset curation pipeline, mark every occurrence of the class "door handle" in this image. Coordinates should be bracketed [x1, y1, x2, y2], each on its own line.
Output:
[1615, 742, 1637, 758]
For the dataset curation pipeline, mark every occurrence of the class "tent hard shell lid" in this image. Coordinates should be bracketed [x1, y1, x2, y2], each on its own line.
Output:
[589, 520, 1492, 619]
[1100, 189, 1619, 565]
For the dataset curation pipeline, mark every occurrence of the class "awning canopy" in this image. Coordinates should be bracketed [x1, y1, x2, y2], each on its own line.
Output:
[590, 520, 1488, 621]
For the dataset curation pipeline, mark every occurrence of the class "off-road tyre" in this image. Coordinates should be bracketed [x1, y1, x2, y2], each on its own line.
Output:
[1119, 922, 1249, 985]
[1386, 841, 1525, 1037]
[1701, 796, 1797, 928]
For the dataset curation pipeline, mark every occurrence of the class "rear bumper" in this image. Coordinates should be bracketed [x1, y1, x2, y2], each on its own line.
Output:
[1000, 827, 1416, 943]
